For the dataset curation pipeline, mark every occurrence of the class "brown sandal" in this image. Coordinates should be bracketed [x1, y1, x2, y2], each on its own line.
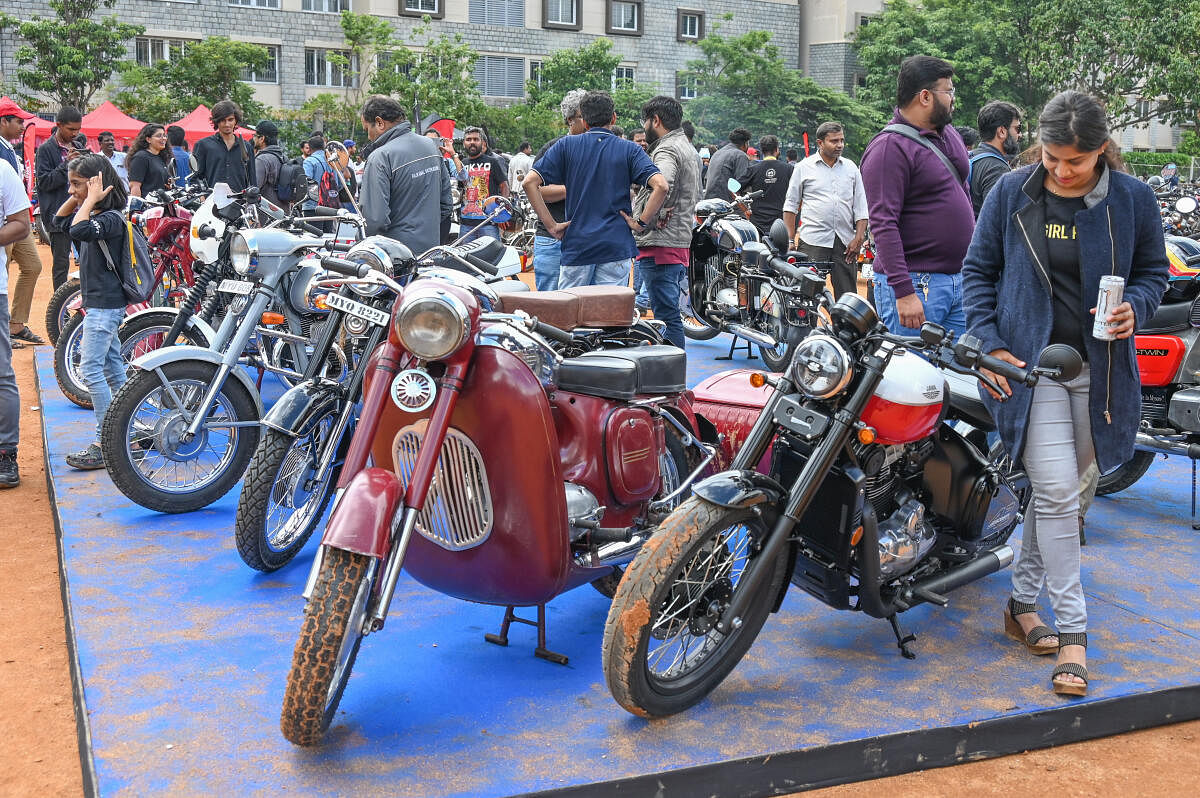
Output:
[1052, 632, 1089, 696]
[1004, 597, 1058, 655]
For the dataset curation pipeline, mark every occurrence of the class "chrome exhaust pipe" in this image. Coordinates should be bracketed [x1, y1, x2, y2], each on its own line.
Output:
[727, 323, 777, 348]
[574, 535, 648, 571]
[1133, 432, 1200, 459]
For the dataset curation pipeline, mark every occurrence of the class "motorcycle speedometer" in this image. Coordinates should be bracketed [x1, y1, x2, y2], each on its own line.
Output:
[790, 333, 853, 398]
[395, 293, 470, 360]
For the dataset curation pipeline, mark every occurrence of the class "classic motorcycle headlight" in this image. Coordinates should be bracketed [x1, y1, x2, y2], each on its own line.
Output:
[344, 245, 391, 297]
[395, 292, 470, 360]
[789, 333, 853, 398]
[230, 232, 256, 275]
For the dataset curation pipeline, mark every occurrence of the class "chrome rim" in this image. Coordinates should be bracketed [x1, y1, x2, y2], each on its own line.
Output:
[645, 523, 755, 682]
[265, 416, 337, 553]
[124, 376, 241, 493]
[121, 322, 181, 363]
[63, 320, 87, 394]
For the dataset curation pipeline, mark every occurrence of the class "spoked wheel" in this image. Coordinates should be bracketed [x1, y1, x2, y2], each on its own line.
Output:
[758, 312, 798, 373]
[120, 309, 212, 361]
[100, 361, 260, 513]
[235, 409, 344, 572]
[53, 313, 94, 409]
[45, 278, 81, 347]
[1096, 450, 1156, 496]
[281, 548, 376, 746]
[602, 497, 788, 717]
[682, 256, 722, 341]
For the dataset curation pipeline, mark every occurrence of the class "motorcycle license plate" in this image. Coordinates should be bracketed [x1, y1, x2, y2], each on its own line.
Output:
[325, 292, 390, 327]
[217, 279, 254, 295]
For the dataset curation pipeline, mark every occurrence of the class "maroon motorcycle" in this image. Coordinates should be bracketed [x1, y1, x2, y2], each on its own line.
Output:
[278, 251, 722, 745]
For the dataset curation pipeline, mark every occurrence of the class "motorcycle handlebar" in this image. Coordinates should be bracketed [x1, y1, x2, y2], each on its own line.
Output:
[767, 255, 807, 282]
[972, 349, 1037, 387]
[305, 206, 341, 218]
[326, 240, 353, 252]
[532, 319, 574, 345]
[321, 256, 370, 278]
[294, 219, 324, 237]
[196, 224, 217, 240]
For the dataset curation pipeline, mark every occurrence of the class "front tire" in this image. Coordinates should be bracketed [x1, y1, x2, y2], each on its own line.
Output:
[281, 548, 374, 746]
[602, 497, 788, 718]
[45, 278, 81, 347]
[1096, 450, 1156, 496]
[119, 309, 211, 362]
[100, 360, 260, 513]
[235, 411, 343, 572]
[53, 313, 93, 409]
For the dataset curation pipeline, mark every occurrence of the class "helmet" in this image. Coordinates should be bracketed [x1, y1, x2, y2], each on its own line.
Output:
[1148, 175, 1165, 190]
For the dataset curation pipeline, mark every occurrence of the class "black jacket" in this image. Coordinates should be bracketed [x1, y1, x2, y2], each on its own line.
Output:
[193, 133, 255, 192]
[968, 142, 1012, 218]
[35, 133, 72, 219]
[52, 209, 126, 309]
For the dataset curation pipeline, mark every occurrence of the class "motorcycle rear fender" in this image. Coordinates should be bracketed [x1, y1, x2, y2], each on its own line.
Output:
[261, 381, 342, 437]
[692, 469, 787, 509]
[321, 467, 402, 559]
[122, 305, 220, 343]
[129, 345, 265, 419]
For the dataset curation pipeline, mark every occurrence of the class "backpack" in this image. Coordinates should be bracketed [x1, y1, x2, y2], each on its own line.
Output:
[97, 212, 156, 303]
[967, 151, 1010, 186]
[262, 150, 307, 203]
[316, 162, 342, 208]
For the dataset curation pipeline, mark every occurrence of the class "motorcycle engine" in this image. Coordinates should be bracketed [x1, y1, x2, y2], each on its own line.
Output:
[877, 496, 937, 577]
[565, 482, 600, 542]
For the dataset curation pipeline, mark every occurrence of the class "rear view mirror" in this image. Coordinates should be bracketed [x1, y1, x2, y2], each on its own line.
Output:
[1176, 196, 1197, 215]
[727, 178, 741, 194]
[768, 219, 790, 253]
[1038, 344, 1083, 382]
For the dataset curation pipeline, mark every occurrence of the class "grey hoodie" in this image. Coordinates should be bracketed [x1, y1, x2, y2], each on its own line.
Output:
[361, 122, 449, 255]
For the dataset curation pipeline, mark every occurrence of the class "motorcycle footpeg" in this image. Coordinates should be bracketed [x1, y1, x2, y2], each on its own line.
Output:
[907, 584, 950, 607]
[588, 527, 633, 544]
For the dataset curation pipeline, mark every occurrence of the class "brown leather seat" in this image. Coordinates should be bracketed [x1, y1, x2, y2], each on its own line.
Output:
[560, 286, 636, 328]
[495, 291, 581, 331]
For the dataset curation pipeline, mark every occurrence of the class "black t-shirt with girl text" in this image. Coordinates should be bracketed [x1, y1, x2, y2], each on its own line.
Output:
[1044, 191, 1088, 357]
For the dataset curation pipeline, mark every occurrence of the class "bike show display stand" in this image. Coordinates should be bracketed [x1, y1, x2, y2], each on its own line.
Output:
[36, 345, 1200, 797]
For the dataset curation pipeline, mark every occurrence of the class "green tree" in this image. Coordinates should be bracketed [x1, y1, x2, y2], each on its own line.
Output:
[112, 37, 269, 122]
[316, 10, 397, 140]
[4, 0, 142, 111]
[371, 21, 486, 128]
[527, 39, 622, 108]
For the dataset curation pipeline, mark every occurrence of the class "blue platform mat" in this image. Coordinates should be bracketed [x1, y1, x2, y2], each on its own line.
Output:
[36, 338, 1200, 797]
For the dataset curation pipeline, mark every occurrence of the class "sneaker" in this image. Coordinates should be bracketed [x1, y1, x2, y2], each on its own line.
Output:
[11, 326, 46, 345]
[0, 448, 18, 488]
[66, 443, 105, 470]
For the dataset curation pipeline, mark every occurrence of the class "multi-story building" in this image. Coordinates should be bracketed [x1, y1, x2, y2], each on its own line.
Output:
[801, 0, 879, 95]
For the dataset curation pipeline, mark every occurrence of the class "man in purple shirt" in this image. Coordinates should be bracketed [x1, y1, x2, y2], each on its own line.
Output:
[860, 55, 974, 336]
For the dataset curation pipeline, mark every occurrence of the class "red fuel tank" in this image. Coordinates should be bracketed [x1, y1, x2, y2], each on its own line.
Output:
[1135, 334, 1187, 387]
[861, 349, 945, 445]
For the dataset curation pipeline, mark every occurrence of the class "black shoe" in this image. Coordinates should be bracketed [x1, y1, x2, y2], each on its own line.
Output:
[66, 443, 105, 470]
[0, 448, 18, 488]
[11, 326, 46, 345]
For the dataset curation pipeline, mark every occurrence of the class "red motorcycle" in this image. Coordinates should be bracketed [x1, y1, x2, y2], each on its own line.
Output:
[278, 251, 722, 745]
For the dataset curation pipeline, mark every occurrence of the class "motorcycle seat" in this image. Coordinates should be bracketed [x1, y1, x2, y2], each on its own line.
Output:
[490, 280, 530, 294]
[942, 368, 996, 431]
[452, 236, 507, 265]
[1140, 299, 1192, 334]
[557, 345, 687, 400]
[495, 286, 636, 331]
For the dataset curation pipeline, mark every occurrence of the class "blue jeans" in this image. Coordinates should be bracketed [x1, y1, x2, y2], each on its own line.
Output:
[0, 294, 18, 449]
[80, 306, 127, 441]
[533, 235, 561, 292]
[633, 261, 650, 308]
[559, 258, 632, 289]
[637, 257, 687, 349]
[872, 271, 965, 338]
[458, 221, 500, 244]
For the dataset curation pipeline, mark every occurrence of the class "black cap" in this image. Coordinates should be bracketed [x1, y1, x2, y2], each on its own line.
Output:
[254, 120, 278, 137]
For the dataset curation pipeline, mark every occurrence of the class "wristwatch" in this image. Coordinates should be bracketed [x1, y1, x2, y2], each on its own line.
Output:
[635, 217, 650, 229]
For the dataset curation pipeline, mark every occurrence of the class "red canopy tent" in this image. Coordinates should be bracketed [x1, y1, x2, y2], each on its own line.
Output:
[170, 105, 256, 148]
[80, 101, 148, 145]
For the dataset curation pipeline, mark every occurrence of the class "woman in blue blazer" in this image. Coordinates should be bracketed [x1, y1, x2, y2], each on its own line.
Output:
[962, 91, 1168, 696]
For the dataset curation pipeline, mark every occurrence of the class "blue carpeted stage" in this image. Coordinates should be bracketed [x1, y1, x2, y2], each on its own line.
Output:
[36, 337, 1200, 797]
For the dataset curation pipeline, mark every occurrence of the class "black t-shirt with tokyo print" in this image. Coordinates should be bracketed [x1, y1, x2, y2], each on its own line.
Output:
[459, 151, 507, 220]
[1044, 191, 1088, 356]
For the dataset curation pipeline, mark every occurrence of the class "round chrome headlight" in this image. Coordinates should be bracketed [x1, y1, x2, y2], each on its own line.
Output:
[395, 292, 469, 360]
[230, 232, 255, 275]
[345, 244, 391, 297]
[789, 333, 852, 398]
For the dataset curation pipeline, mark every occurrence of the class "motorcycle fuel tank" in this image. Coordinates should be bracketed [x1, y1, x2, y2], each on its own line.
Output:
[861, 349, 945, 445]
[691, 369, 774, 471]
[1135, 334, 1187, 386]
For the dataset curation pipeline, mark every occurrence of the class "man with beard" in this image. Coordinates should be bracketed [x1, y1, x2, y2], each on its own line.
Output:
[861, 55, 973, 337]
[457, 126, 509, 242]
[969, 101, 1022, 217]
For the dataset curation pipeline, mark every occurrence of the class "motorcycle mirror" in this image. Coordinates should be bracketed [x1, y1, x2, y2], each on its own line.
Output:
[1177, 196, 1197, 215]
[727, 177, 742, 194]
[1037, 344, 1083, 382]
[768, 219, 790, 253]
[483, 195, 513, 223]
[830, 292, 877, 336]
[188, 153, 199, 173]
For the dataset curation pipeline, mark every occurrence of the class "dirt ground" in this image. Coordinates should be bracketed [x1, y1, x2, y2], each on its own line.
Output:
[1, 244, 1197, 797]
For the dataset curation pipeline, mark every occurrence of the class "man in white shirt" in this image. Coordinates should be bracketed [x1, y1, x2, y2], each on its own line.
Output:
[508, 141, 534, 191]
[0, 157, 33, 487]
[98, 131, 129, 189]
[783, 121, 869, 299]
[0, 101, 45, 346]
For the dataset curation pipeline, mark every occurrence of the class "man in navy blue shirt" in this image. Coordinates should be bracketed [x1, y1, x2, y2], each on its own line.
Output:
[525, 91, 668, 288]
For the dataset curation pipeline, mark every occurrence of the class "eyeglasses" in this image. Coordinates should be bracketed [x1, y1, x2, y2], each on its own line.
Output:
[929, 88, 956, 99]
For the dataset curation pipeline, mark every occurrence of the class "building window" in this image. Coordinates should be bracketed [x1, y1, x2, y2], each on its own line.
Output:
[529, 60, 543, 88]
[855, 14, 876, 30]
[542, 0, 580, 30]
[676, 72, 698, 101]
[607, 0, 643, 36]
[229, 0, 280, 7]
[302, 0, 349, 11]
[377, 50, 413, 78]
[676, 9, 704, 41]
[470, 0, 524, 27]
[134, 37, 192, 67]
[1135, 99, 1152, 120]
[474, 55, 525, 98]
[612, 66, 635, 89]
[305, 48, 357, 87]
[241, 45, 279, 83]
[400, 0, 443, 16]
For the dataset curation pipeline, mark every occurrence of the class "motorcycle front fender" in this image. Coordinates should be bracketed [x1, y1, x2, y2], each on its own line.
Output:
[321, 467, 403, 559]
[261, 380, 342, 437]
[128, 345, 265, 419]
[122, 305, 220, 343]
[692, 469, 786, 509]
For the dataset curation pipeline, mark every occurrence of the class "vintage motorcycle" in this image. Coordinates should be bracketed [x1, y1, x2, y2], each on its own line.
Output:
[278, 249, 720, 745]
[601, 291, 1081, 718]
[685, 180, 831, 371]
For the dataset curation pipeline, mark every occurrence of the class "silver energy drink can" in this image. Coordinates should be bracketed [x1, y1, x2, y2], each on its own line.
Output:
[1092, 275, 1126, 341]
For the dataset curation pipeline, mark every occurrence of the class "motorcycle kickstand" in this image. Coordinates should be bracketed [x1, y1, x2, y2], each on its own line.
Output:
[888, 614, 917, 660]
[715, 335, 756, 362]
[484, 604, 569, 665]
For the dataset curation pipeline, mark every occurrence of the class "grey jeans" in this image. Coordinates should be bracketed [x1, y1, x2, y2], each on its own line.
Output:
[1012, 363, 1093, 633]
[0, 294, 18, 448]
